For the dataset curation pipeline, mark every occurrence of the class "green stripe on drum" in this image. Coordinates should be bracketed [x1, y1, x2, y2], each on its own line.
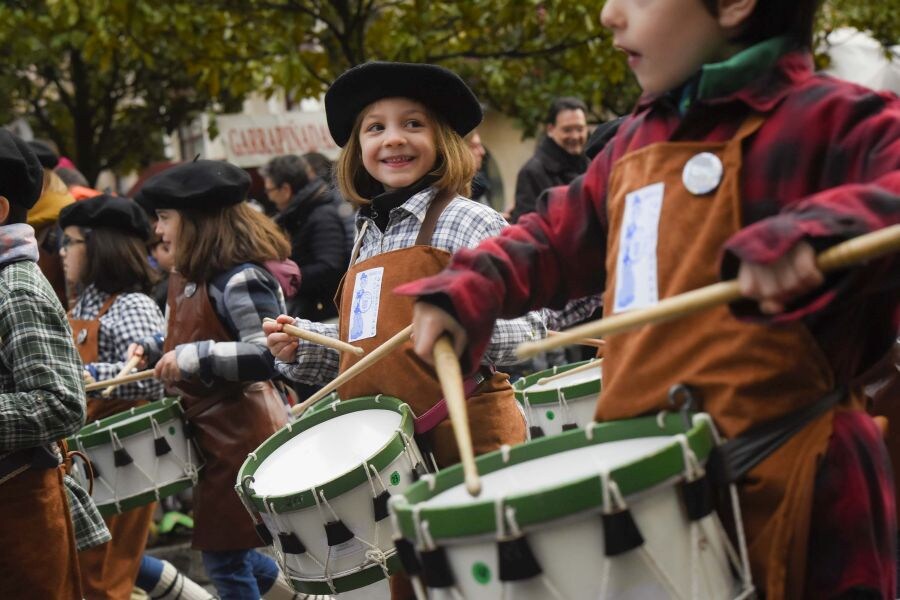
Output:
[288, 553, 402, 594]
[390, 413, 715, 540]
[95, 478, 195, 517]
[237, 396, 415, 513]
[513, 360, 602, 406]
[67, 397, 184, 450]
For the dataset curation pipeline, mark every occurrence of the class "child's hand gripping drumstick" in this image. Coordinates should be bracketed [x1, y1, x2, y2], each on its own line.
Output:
[263, 317, 364, 356]
[100, 355, 143, 398]
[85, 369, 156, 392]
[290, 325, 413, 417]
[433, 335, 481, 497]
[518, 225, 900, 359]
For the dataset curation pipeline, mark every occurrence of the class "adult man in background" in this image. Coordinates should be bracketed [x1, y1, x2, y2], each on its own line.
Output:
[262, 154, 350, 322]
[510, 96, 589, 223]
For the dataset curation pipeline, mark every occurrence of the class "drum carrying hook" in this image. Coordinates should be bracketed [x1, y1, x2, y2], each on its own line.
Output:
[667, 384, 699, 430]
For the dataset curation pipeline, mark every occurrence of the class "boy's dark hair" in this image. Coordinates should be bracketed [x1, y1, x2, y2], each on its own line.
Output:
[84, 228, 158, 295]
[700, 0, 821, 48]
[545, 97, 588, 126]
[261, 155, 312, 195]
[3, 203, 29, 225]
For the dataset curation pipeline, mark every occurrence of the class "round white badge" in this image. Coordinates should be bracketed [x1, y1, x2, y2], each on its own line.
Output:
[682, 152, 724, 195]
[76, 328, 88, 345]
[184, 283, 197, 298]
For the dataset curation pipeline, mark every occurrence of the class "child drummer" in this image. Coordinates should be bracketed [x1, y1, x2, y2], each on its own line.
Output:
[398, 0, 900, 598]
[0, 131, 91, 598]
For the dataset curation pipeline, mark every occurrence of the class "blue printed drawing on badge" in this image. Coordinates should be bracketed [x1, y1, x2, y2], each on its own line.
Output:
[348, 267, 384, 342]
[613, 182, 664, 313]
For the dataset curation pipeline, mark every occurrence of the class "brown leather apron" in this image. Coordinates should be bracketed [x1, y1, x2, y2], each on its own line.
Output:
[0, 466, 83, 599]
[164, 271, 288, 551]
[335, 194, 526, 599]
[69, 294, 155, 600]
[599, 114, 849, 600]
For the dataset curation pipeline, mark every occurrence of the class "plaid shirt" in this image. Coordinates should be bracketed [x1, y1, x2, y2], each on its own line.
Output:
[139, 264, 285, 382]
[398, 38, 899, 596]
[72, 285, 165, 401]
[0, 260, 85, 452]
[277, 188, 598, 385]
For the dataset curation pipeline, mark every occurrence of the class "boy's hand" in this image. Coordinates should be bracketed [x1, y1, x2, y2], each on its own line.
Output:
[82, 369, 95, 385]
[264, 314, 299, 363]
[154, 350, 182, 384]
[411, 302, 468, 366]
[126, 343, 148, 370]
[737, 241, 823, 314]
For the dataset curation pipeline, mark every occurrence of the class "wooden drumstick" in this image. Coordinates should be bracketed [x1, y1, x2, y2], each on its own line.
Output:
[290, 324, 413, 417]
[263, 318, 364, 356]
[536, 358, 602, 386]
[100, 355, 142, 398]
[547, 330, 605, 349]
[85, 369, 156, 392]
[518, 224, 900, 359]
[433, 335, 481, 497]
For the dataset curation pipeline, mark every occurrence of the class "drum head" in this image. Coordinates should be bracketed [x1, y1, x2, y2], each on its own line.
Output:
[252, 408, 401, 495]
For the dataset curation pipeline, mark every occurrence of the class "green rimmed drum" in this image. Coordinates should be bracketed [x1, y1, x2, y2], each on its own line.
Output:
[236, 396, 428, 598]
[389, 413, 754, 599]
[514, 359, 602, 439]
[68, 397, 202, 517]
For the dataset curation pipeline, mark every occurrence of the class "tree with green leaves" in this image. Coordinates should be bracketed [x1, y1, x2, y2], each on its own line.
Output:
[0, 0, 896, 184]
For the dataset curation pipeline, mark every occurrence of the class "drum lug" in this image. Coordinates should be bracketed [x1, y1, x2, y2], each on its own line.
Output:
[255, 524, 274, 546]
[529, 425, 546, 439]
[420, 546, 455, 588]
[498, 535, 543, 582]
[393, 537, 423, 576]
[601, 509, 645, 556]
[113, 447, 134, 467]
[680, 475, 714, 521]
[278, 531, 306, 554]
[373, 490, 392, 522]
[325, 519, 354, 546]
[154, 436, 172, 457]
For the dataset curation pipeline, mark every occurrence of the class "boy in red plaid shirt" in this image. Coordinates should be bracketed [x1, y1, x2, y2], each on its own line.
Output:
[398, 0, 900, 598]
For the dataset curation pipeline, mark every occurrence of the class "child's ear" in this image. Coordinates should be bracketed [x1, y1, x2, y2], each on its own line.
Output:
[0, 197, 9, 225]
[717, 0, 756, 30]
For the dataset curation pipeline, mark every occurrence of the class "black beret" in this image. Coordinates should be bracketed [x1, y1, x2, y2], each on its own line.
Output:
[59, 194, 151, 239]
[325, 62, 483, 147]
[135, 160, 250, 212]
[27, 140, 59, 169]
[0, 130, 44, 209]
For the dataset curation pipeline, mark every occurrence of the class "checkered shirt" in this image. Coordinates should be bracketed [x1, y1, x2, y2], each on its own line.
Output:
[277, 187, 597, 385]
[71, 285, 165, 401]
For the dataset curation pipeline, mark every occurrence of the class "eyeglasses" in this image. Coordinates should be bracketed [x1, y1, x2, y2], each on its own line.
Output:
[60, 236, 86, 250]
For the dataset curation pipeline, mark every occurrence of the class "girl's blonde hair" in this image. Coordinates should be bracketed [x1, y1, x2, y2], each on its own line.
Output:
[174, 202, 290, 282]
[335, 101, 475, 206]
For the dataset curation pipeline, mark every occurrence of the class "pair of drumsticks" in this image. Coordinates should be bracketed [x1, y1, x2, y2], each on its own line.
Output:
[86, 226, 900, 497]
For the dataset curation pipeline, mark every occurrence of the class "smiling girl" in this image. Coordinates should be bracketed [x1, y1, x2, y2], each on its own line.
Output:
[265, 62, 543, 597]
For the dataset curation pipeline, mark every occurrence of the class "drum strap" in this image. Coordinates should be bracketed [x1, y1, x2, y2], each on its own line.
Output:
[709, 386, 844, 484]
[413, 365, 494, 435]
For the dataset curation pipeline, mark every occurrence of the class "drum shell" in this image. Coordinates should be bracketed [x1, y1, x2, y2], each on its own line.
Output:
[515, 361, 602, 438]
[68, 399, 201, 516]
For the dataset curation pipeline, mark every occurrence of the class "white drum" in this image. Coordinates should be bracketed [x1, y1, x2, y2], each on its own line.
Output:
[68, 397, 202, 516]
[236, 396, 425, 598]
[390, 413, 755, 599]
[514, 360, 602, 439]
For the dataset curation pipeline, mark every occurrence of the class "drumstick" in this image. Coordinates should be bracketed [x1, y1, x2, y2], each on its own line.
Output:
[290, 324, 413, 417]
[263, 318, 364, 356]
[85, 369, 156, 392]
[547, 330, 605, 349]
[536, 358, 602, 386]
[433, 336, 481, 497]
[100, 355, 142, 398]
[518, 224, 900, 359]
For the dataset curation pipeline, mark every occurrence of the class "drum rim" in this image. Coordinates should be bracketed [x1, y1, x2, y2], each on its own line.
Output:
[390, 413, 714, 540]
[68, 397, 184, 449]
[298, 393, 340, 420]
[287, 552, 401, 594]
[93, 477, 195, 517]
[237, 395, 414, 513]
[513, 360, 602, 405]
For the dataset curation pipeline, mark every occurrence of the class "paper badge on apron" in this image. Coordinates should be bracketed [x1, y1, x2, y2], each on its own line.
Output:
[348, 266, 383, 342]
[613, 182, 664, 314]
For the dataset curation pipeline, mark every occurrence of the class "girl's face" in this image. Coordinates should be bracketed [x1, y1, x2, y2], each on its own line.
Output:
[359, 97, 437, 192]
[154, 209, 182, 257]
[60, 225, 88, 287]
